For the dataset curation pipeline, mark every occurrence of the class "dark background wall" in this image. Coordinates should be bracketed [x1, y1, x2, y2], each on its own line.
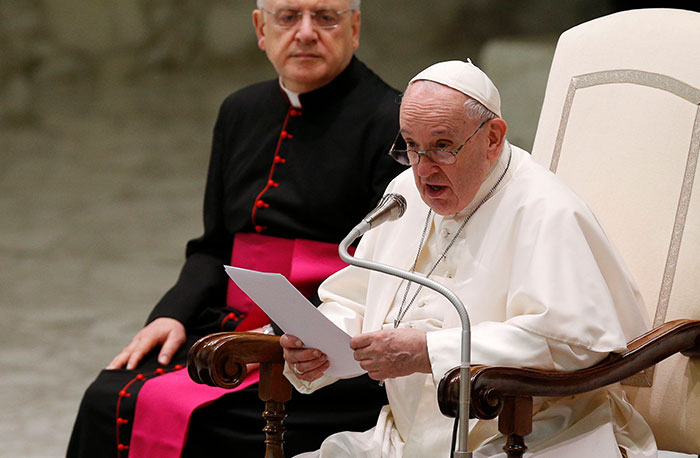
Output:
[2, 0, 683, 124]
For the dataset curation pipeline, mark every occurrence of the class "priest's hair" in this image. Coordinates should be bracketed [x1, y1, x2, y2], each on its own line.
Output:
[464, 97, 497, 124]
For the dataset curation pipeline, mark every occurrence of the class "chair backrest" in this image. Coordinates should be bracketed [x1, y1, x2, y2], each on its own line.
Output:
[529, 8, 700, 453]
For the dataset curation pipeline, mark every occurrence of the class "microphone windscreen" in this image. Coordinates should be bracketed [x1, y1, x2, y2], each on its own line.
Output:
[363, 193, 406, 229]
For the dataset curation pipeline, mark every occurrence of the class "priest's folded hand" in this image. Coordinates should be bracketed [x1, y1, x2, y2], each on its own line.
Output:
[350, 328, 431, 381]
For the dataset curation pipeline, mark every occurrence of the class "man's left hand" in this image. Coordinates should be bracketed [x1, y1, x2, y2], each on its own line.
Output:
[350, 328, 432, 381]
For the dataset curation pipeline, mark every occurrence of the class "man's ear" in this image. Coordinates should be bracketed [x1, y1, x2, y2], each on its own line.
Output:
[350, 10, 361, 51]
[252, 10, 266, 51]
[486, 118, 507, 162]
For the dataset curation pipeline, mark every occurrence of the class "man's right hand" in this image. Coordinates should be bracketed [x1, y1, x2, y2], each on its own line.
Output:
[280, 334, 329, 382]
[107, 317, 186, 370]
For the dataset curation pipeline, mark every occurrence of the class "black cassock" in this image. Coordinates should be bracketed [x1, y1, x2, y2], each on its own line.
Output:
[67, 57, 406, 458]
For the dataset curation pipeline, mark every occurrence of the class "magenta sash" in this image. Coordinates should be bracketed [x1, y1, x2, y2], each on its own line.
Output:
[128, 233, 348, 457]
[228, 232, 350, 331]
[129, 369, 260, 458]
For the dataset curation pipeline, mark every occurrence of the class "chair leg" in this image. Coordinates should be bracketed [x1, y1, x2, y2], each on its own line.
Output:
[498, 396, 533, 458]
[259, 362, 293, 458]
[262, 400, 287, 458]
[504, 434, 527, 458]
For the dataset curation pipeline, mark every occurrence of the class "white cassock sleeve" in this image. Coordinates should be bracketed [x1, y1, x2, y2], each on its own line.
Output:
[426, 325, 610, 389]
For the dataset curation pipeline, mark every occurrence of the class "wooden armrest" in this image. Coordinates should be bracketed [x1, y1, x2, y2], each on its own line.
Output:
[187, 332, 284, 389]
[187, 332, 292, 457]
[438, 319, 700, 420]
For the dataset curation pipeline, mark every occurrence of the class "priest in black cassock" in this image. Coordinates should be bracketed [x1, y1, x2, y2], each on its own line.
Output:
[66, 1, 406, 457]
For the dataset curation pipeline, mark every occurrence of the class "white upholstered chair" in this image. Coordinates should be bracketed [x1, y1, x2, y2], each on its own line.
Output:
[532, 7, 700, 454]
[439, 8, 700, 457]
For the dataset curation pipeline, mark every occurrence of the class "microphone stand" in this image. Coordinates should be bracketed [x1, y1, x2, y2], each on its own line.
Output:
[339, 222, 472, 458]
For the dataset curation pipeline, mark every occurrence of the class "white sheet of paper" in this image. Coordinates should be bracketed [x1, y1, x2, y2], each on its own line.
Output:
[224, 265, 364, 378]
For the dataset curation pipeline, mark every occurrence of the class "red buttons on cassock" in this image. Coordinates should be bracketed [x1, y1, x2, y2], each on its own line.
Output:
[136, 374, 144, 380]
[255, 200, 269, 208]
[281, 131, 293, 139]
[289, 108, 301, 116]
[255, 225, 264, 233]
[274, 155, 286, 164]
[156, 368, 165, 375]
[118, 444, 129, 451]
[117, 418, 129, 425]
[221, 312, 240, 330]
[267, 180, 279, 187]
[175, 364, 183, 370]
[119, 390, 131, 398]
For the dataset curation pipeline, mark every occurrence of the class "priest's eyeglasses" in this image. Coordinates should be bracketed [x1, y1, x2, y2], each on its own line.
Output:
[388, 118, 490, 166]
[261, 8, 353, 29]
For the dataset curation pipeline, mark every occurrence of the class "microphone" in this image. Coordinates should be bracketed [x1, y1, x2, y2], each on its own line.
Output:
[338, 196, 473, 458]
[352, 193, 407, 238]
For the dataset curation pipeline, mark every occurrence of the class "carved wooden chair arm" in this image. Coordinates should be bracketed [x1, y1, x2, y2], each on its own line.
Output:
[188, 332, 285, 388]
[438, 319, 700, 419]
[187, 332, 291, 458]
[437, 319, 700, 457]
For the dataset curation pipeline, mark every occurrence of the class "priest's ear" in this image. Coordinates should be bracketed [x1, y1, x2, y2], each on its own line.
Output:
[252, 9, 266, 51]
[485, 118, 507, 163]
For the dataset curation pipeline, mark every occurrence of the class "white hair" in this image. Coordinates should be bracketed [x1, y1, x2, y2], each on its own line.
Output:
[256, 0, 361, 9]
[463, 97, 497, 123]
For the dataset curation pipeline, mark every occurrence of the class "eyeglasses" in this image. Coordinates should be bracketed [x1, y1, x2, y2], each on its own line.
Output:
[261, 8, 353, 29]
[388, 119, 490, 166]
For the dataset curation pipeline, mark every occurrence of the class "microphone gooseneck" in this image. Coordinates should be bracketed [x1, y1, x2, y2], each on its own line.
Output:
[338, 194, 472, 458]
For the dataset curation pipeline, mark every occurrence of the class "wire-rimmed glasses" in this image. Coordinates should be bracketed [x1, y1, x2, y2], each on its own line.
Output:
[388, 118, 490, 166]
[261, 8, 354, 29]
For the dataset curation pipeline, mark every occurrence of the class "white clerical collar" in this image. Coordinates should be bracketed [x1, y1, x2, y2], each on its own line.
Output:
[279, 78, 302, 108]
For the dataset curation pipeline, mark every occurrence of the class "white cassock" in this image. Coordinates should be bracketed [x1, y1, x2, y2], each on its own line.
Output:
[285, 143, 657, 458]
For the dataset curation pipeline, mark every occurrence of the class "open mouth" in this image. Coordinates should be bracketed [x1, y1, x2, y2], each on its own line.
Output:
[425, 183, 448, 197]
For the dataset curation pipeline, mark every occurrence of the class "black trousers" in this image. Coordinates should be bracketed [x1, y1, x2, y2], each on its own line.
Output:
[67, 335, 387, 458]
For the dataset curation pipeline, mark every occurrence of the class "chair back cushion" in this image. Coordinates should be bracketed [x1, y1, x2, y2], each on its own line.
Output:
[529, 8, 700, 453]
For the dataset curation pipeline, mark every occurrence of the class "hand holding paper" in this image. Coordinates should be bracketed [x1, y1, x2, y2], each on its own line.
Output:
[224, 266, 365, 377]
[279, 334, 330, 382]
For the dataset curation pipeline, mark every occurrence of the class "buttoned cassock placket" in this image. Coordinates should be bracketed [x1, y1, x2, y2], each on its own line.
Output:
[251, 105, 300, 234]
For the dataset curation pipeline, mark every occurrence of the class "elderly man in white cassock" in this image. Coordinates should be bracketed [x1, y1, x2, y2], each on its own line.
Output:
[280, 60, 658, 458]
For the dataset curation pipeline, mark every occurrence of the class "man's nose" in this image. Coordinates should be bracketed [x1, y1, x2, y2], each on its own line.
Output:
[295, 12, 317, 43]
[413, 154, 440, 177]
